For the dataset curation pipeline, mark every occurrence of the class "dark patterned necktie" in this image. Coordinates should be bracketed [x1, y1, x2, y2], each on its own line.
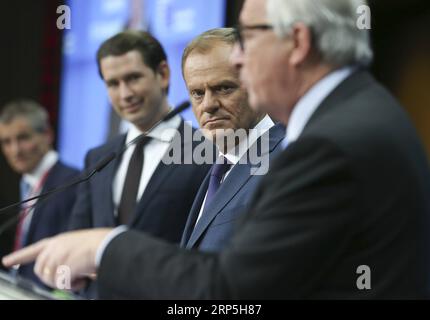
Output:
[118, 136, 151, 225]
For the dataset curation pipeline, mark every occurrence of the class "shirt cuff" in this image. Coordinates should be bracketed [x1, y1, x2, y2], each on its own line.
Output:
[95, 226, 128, 268]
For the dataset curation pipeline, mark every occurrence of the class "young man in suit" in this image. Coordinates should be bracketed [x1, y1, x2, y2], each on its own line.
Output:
[0, 100, 78, 287]
[180, 28, 284, 251]
[5, 0, 430, 299]
[68, 31, 211, 243]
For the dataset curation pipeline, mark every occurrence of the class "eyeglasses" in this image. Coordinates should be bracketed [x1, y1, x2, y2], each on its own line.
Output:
[234, 24, 273, 51]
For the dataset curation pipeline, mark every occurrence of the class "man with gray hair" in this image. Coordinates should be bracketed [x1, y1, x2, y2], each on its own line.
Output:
[4, 0, 430, 299]
[0, 99, 79, 287]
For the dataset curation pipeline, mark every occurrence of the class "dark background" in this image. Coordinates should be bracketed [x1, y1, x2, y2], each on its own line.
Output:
[0, 0, 429, 247]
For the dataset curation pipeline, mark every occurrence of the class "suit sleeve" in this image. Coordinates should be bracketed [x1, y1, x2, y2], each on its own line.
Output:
[68, 152, 94, 230]
[97, 137, 359, 299]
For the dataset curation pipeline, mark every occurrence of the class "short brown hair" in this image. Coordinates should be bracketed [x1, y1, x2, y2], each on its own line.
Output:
[96, 30, 168, 79]
[181, 28, 236, 77]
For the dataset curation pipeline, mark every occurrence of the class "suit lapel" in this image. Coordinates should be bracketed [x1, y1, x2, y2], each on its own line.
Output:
[186, 162, 254, 248]
[25, 162, 61, 246]
[186, 124, 285, 248]
[130, 163, 177, 226]
[129, 120, 189, 226]
[180, 174, 210, 247]
[101, 136, 125, 226]
[303, 69, 371, 132]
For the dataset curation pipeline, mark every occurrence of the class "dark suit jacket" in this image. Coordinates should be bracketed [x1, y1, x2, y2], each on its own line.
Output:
[181, 124, 285, 251]
[69, 120, 212, 244]
[18, 161, 79, 286]
[98, 70, 430, 299]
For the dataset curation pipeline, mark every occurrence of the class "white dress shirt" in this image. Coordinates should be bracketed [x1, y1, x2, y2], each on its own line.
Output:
[195, 115, 274, 225]
[112, 115, 181, 217]
[22, 150, 58, 190]
[283, 66, 355, 148]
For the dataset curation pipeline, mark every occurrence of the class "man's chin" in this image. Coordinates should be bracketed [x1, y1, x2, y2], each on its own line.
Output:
[127, 115, 160, 131]
[11, 165, 30, 174]
[125, 114, 146, 126]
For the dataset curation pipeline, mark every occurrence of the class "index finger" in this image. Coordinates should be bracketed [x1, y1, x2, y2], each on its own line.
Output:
[2, 240, 47, 267]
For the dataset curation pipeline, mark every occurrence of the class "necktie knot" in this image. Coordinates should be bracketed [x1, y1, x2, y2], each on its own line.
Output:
[210, 158, 232, 180]
[134, 135, 151, 151]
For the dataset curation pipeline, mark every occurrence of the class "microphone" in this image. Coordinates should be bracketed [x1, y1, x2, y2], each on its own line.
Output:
[0, 153, 116, 216]
[164, 100, 190, 121]
[0, 101, 191, 234]
[121, 100, 190, 151]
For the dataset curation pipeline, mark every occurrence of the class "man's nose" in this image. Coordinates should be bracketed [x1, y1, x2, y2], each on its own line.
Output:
[8, 140, 22, 157]
[230, 42, 244, 71]
[119, 82, 133, 100]
[201, 91, 220, 114]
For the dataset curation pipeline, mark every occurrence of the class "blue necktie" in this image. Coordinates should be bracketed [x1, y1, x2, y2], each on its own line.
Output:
[15, 180, 32, 251]
[203, 157, 231, 212]
[20, 180, 31, 202]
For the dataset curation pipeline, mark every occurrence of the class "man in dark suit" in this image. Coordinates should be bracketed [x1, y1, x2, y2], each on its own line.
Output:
[181, 125, 284, 251]
[0, 99, 78, 287]
[179, 28, 285, 251]
[4, 0, 430, 299]
[68, 31, 211, 244]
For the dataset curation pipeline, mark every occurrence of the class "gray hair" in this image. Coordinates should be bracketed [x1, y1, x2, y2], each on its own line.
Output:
[181, 28, 236, 77]
[0, 99, 50, 133]
[267, 0, 373, 67]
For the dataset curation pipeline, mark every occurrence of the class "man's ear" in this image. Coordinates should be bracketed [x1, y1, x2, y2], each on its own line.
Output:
[157, 60, 170, 91]
[289, 23, 313, 67]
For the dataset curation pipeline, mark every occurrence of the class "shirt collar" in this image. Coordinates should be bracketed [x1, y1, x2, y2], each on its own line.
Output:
[221, 115, 275, 165]
[23, 150, 58, 188]
[125, 114, 182, 145]
[284, 66, 355, 147]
